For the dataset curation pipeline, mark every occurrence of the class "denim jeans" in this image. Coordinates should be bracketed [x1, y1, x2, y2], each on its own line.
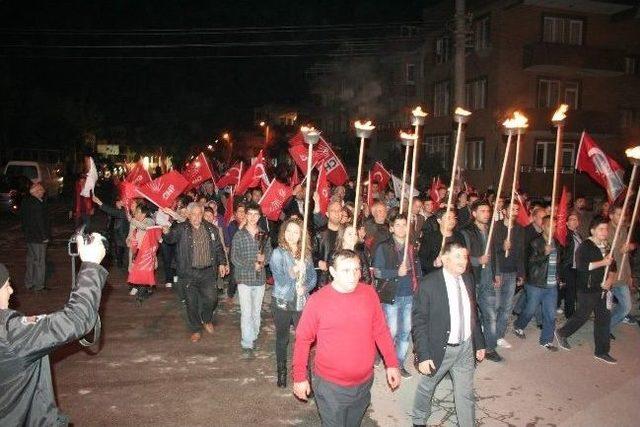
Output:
[514, 285, 557, 345]
[514, 285, 543, 325]
[476, 281, 498, 352]
[610, 284, 632, 332]
[238, 284, 265, 349]
[496, 272, 517, 340]
[382, 295, 413, 366]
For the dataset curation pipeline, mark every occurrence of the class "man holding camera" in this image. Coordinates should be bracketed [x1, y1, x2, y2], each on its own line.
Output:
[0, 233, 108, 426]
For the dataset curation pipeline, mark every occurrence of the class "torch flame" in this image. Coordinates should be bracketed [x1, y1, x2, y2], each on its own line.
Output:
[412, 106, 428, 118]
[503, 111, 529, 129]
[625, 146, 640, 160]
[354, 120, 375, 130]
[400, 131, 418, 141]
[552, 104, 569, 122]
[454, 107, 472, 117]
[300, 125, 320, 135]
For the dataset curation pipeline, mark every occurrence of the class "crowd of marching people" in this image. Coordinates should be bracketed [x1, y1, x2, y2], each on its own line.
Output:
[16, 146, 640, 426]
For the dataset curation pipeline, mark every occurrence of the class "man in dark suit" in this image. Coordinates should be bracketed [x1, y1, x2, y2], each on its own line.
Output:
[411, 241, 486, 427]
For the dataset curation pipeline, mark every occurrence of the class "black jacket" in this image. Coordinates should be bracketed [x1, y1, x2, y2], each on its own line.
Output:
[418, 229, 465, 276]
[0, 262, 107, 426]
[461, 223, 494, 284]
[98, 203, 130, 247]
[163, 221, 227, 275]
[412, 269, 485, 370]
[19, 195, 50, 243]
[527, 235, 559, 288]
[492, 221, 525, 277]
[313, 227, 338, 286]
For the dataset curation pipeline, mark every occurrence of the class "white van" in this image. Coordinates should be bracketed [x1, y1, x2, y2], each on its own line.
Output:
[3, 161, 64, 198]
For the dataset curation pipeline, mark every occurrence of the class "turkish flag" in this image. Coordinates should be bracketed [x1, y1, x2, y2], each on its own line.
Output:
[554, 186, 569, 246]
[236, 150, 269, 195]
[316, 138, 348, 186]
[370, 161, 391, 191]
[429, 177, 441, 206]
[137, 170, 189, 209]
[576, 131, 626, 202]
[259, 179, 293, 221]
[126, 162, 152, 186]
[516, 193, 531, 227]
[289, 144, 326, 175]
[127, 226, 163, 286]
[216, 161, 243, 189]
[316, 161, 330, 215]
[224, 190, 235, 225]
[367, 170, 374, 208]
[182, 152, 214, 190]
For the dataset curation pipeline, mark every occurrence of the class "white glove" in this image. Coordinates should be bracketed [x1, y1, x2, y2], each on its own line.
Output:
[78, 233, 106, 264]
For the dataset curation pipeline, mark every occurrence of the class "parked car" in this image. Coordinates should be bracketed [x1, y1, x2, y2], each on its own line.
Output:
[3, 160, 63, 198]
[0, 175, 30, 214]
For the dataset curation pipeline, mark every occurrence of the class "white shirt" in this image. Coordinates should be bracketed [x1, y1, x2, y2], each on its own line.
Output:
[443, 268, 472, 344]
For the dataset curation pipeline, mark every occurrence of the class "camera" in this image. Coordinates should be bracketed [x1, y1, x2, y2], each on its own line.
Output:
[68, 225, 108, 257]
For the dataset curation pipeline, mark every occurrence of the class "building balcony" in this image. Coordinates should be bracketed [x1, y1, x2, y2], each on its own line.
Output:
[523, 42, 624, 76]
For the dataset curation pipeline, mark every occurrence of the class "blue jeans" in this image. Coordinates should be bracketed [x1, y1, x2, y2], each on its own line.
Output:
[514, 285, 543, 325]
[476, 281, 498, 352]
[238, 284, 265, 349]
[496, 272, 517, 340]
[515, 285, 557, 345]
[610, 285, 632, 332]
[382, 295, 413, 366]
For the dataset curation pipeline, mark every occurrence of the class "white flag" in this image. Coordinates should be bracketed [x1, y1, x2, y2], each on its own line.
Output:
[391, 173, 419, 200]
[80, 156, 98, 197]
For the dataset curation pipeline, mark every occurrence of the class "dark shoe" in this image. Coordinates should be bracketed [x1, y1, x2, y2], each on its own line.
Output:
[277, 363, 287, 388]
[513, 328, 526, 339]
[609, 333, 616, 340]
[540, 343, 558, 352]
[190, 332, 202, 343]
[400, 367, 412, 379]
[485, 351, 504, 363]
[536, 324, 543, 330]
[413, 424, 427, 427]
[203, 322, 214, 335]
[594, 353, 617, 365]
[555, 330, 571, 351]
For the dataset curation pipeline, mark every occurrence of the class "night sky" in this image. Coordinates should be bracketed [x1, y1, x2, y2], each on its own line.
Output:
[0, 0, 426, 155]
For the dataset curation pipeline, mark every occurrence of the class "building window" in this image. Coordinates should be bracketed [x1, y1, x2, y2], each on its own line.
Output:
[474, 16, 491, 51]
[465, 139, 484, 171]
[542, 16, 583, 45]
[465, 78, 487, 111]
[621, 109, 636, 128]
[424, 135, 451, 168]
[535, 141, 575, 171]
[406, 63, 416, 84]
[625, 57, 638, 75]
[538, 78, 579, 109]
[435, 36, 451, 64]
[433, 80, 451, 117]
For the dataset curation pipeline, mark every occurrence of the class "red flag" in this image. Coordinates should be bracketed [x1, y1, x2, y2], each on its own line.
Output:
[429, 178, 440, 206]
[316, 161, 330, 215]
[554, 186, 569, 246]
[316, 138, 348, 186]
[576, 131, 626, 202]
[367, 170, 374, 208]
[288, 144, 327, 175]
[126, 162, 152, 186]
[236, 150, 269, 195]
[516, 193, 531, 227]
[137, 170, 189, 209]
[119, 181, 139, 212]
[259, 179, 293, 221]
[182, 152, 213, 190]
[290, 166, 301, 188]
[289, 131, 305, 147]
[127, 226, 163, 286]
[224, 191, 235, 225]
[370, 161, 391, 191]
[216, 161, 243, 189]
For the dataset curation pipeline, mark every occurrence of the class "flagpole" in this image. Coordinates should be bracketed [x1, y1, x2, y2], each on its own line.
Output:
[548, 105, 569, 245]
[403, 107, 428, 263]
[399, 141, 411, 214]
[440, 108, 471, 255]
[483, 130, 513, 266]
[299, 127, 321, 263]
[610, 150, 640, 283]
[353, 121, 375, 229]
[504, 112, 529, 258]
[619, 156, 640, 280]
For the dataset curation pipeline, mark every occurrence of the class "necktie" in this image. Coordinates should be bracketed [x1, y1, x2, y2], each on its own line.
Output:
[457, 277, 465, 343]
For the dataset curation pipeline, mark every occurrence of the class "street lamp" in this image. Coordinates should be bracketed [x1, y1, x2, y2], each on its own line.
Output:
[259, 121, 270, 144]
[222, 132, 232, 162]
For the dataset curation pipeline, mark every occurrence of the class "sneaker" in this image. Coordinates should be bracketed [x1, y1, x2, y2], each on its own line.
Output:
[513, 329, 526, 339]
[497, 338, 512, 348]
[400, 367, 412, 379]
[129, 287, 138, 296]
[594, 353, 617, 365]
[541, 342, 558, 352]
[555, 330, 571, 350]
[165, 282, 172, 288]
[485, 351, 504, 363]
[622, 315, 636, 325]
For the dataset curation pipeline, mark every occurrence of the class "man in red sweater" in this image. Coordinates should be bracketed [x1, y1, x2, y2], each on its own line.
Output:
[292, 249, 401, 426]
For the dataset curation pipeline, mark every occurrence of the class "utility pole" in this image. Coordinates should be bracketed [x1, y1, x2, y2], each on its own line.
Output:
[453, 0, 466, 190]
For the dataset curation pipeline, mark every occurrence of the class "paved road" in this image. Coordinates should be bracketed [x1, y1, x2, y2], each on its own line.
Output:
[2, 204, 639, 426]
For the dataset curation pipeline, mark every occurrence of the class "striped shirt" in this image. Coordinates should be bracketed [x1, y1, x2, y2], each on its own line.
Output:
[191, 224, 211, 268]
